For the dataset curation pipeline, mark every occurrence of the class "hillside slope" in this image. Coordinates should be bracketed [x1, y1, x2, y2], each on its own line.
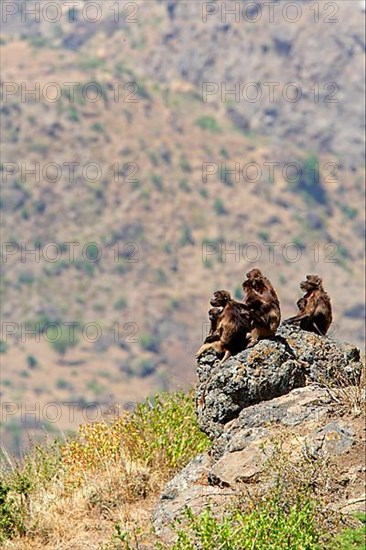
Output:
[1, 0, 365, 452]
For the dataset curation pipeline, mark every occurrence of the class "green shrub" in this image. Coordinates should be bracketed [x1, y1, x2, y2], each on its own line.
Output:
[0, 442, 62, 541]
[195, 116, 221, 133]
[27, 355, 38, 369]
[139, 332, 160, 353]
[179, 179, 190, 192]
[28, 35, 49, 48]
[155, 268, 168, 284]
[47, 326, 80, 357]
[91, 122, 105, 133]
[18, 272, 34, 285]
[86, 379, 105, 396]
[137, 359, 156, 378]
[114, 297, 128, 310]
[152, 174, 163, 190]
[79, 57, 106, 70]
[294, 154, 327, 205]
[258, 230, 269, 241]
[180, 155, 192, 173]
[171, 498, 321, 550]
[62, 391, 210, 474]
[118, 392, 210, 470]
[56, 378, 70, 390]
[179, 225, 194, 247]
[0, 480, 26, 541]
[330, 513, 366, 549]
[340, 204, 358, 220]
[220, 165, 235, 186]
[68, 107, 79, 122]
[214, 198, 226, 215]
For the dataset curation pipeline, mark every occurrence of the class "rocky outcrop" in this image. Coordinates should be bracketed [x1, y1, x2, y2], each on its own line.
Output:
[196, 325, 362, 439]
[153, 327, 364, 538]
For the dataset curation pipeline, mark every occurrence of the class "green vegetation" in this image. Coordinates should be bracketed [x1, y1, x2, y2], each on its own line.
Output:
[139, 332, 160, 353]
[293, 154, 327, 205]
[26, 355, 38, 369]
[195, 116, 221, 133]
[152, 174, 164, 190]
[91, 122, 105, 133]
[258, 230, 269, 241]
[28, 35, 50, 49]
[220, 164, 235, 186]
[180, 154, 192, 173]
[86, 378, 105, 396]
[56, 378, 71, 390]
[67, 106, 79, 122]
[114, 296, 128, 310]
[179, 225, 194, 247]
[340, 204, 358, 220]
[331, 513, 366, 549]
[214, 197, 227, 215]
[18, 272, 34, 285]
[172, 500, 320, 549]
[46, 325, 80, 357]
[79, 57, 106, 71]
[136, 358, 156, 377]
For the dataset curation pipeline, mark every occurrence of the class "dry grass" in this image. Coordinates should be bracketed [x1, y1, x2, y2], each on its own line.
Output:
[0, 392, 210, 549]
[321, 363, 365, 416]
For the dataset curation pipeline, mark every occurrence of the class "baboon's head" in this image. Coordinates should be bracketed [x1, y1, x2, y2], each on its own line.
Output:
[243, 268, 265, 292]
[246, 268, 263, 280]
[210, 290, 231, 307]
[300, 274, 323, 292]
[208, 307, 223, 321]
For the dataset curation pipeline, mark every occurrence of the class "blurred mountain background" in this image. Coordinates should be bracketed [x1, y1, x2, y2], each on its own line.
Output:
[1, 0, 365, 454]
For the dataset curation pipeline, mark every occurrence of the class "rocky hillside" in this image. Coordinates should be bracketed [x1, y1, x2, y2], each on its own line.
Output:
[154, 326, 365, 545]
[1, 327, 364, 548]
[1, 0, 365, 452]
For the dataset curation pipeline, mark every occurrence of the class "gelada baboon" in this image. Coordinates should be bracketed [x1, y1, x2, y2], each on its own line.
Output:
[196, 290, 250, 364]
[242, 268, 281, 345]
[284, 275, 332, 335]
[204, 307, 223, 343]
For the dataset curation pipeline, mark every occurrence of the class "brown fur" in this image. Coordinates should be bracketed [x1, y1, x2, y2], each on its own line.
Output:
[204, 307, 224, 344]
[284, 275, 332, 335]
[242, 268, 281, 345]
[196, 290, 250, 363]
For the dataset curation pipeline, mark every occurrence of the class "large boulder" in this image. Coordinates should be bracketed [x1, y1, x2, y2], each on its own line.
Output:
[196, 325, 362, 439]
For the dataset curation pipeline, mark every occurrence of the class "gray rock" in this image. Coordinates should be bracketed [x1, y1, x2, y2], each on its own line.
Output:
[196, 325, 362, 439]
[153, 453, 234, 540]
[304, 422, 355, 459]
[212, 385, 332, 458]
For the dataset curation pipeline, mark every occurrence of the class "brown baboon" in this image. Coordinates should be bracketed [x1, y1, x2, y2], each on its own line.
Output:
[196, 290, 250, 364]
[204, 307, 224, 343]
[284, 275, 332, 335]
[242, 268, 281, 345]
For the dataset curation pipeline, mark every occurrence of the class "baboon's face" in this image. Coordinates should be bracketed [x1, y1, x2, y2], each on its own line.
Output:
[243, 274, 265, 293]
[210, 290, 230, 307]
[208, 307, 223, 321]
[246, 268, 263, 280]
[300, 275, 322, 292]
